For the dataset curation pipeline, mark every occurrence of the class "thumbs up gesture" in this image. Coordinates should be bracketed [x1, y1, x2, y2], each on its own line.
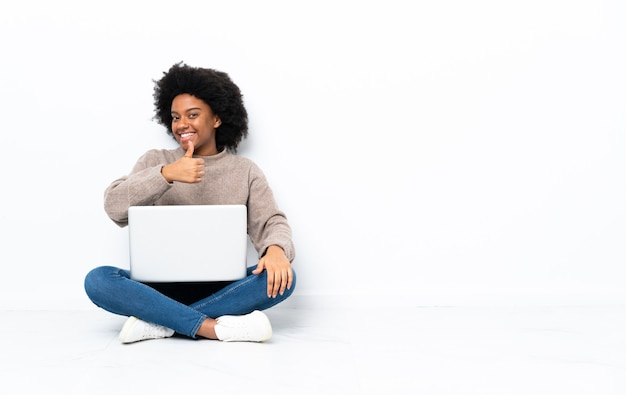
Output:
[161, 141, 205, 183]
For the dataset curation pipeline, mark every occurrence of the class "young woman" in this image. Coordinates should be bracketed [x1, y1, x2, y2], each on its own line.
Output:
[84, 63, 296, 343]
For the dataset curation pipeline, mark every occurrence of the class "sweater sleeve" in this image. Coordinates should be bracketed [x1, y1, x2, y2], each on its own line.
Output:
[103, 151, 173, 227]
[246, 163, 296, 263]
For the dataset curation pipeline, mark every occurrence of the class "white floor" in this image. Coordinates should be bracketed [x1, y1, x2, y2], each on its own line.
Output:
[2, 299, 626, 395]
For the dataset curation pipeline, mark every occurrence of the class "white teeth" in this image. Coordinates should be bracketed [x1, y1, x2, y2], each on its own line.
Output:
[180, 133, 194, 138]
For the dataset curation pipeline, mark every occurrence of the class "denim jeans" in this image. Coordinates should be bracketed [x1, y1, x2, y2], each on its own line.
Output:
[84, 265, 296, 338]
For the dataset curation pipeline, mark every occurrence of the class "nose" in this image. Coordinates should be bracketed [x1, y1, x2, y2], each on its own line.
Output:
[177, 117, 189, 131]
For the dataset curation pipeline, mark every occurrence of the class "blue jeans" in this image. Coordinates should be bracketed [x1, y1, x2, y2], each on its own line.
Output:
[84, 265, 296, 338]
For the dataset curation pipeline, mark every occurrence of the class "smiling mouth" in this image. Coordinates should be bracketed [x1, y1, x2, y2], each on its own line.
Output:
[179, 132, 194, 139]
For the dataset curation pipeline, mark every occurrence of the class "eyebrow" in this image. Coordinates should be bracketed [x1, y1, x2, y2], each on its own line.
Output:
[171, 107, 203, 114]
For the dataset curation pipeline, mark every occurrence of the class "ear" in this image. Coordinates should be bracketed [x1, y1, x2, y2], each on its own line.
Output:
[214, 116, 222, 128]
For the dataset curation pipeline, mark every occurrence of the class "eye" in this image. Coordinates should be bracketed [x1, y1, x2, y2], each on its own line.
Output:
[189, 113, 198, 119]
[171, 115, 180, 122]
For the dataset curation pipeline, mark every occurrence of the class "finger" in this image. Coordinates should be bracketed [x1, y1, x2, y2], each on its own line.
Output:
[184, 141, 195, 158]
[280, 268, 292, 295]
[252, 260, 265, 275]
[266, 273, 274, 298]
[274, 270, 287, 297]
[188, 167, 203, 183]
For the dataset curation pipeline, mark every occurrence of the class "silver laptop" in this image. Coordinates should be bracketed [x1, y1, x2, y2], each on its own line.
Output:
[128, 204, 248, 282]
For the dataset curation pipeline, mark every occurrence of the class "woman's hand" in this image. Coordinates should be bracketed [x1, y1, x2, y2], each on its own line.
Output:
[253, 245, 293, 298]
[161, 141, 205, 183]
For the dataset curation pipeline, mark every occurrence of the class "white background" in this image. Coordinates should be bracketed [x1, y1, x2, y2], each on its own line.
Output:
[0, 0, 624, 310]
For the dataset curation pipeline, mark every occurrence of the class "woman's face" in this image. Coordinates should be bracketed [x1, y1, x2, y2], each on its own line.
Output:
[171, 93, 222, 156]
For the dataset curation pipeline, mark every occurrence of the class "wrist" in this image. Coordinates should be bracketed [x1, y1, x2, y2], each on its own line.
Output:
[160, 165, 173, 183]
[266, 245, 284, 256]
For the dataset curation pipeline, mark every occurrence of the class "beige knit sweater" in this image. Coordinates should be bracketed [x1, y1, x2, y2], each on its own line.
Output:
[104, 147, 295, 262]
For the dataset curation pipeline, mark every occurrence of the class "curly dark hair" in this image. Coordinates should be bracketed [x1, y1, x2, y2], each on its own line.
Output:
[153, 62, 248, 153]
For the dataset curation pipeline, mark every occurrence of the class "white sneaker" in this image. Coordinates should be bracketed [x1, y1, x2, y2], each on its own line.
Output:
[214, 310, 273, 342]
[119, 316, 175, 344]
